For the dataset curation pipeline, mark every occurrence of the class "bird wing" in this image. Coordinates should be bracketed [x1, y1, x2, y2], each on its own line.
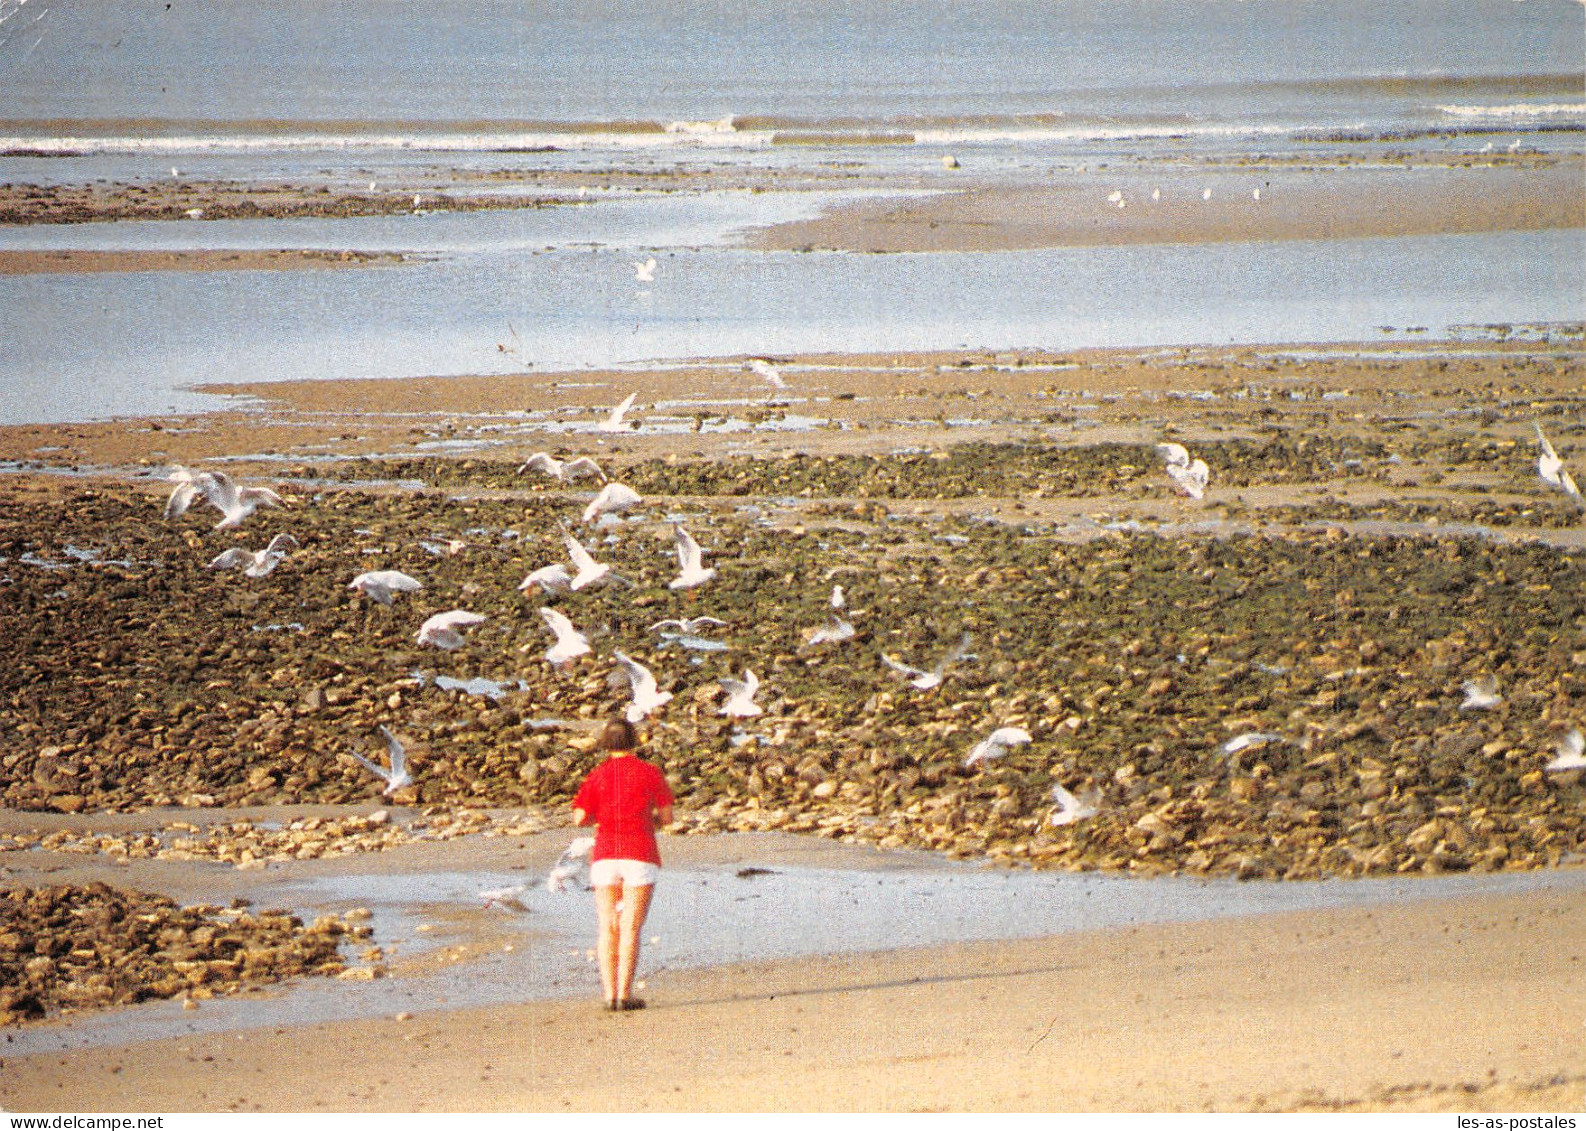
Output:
[206, 548, 253, 570]
[1156, 442, 1191, 468]
[989, 727, 1031, 746]
[1051, 783, 1079, 812]
[348, 749, 392, 783]
[379, 726, 406, 778]
[263, 533, 298, 554]
[165, 481, 199, 519]
[673, 525, 704, 572]
[240, 486, 284, 508]
[373, 570, 422, 591]
[881, 654, 928, 681]
[1561, 469, 1582, 502]
[539, 606, 581, 645]
[520, 452, 559, 476]
[563, 456, 605, 481]
[428, 609, 486, 633]
[1535, 424, 1559, 463]
[198, 471, 239, 514]
[933, 634, 973, 677]
[648, 619, 684, 632]
[606, 392, 637, 426]
[612, 651, 656, 696]
[564, 534, 599, 573]
[748, 358, 787, 389]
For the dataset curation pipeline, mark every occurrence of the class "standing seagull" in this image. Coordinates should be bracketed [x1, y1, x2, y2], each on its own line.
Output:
[668, 524, 716, 590]
[597, 392, 639, 434]
[882, 634, 973, 691]
[416, 609, 486, 650]
[206, 533, 299, 578]
[348, 570, 423, 606]
[718, 669, 762, 718]
[964, 726, 1031, 767]
[583, 482, 643, 523]
[1534, 424, 1582, 503]
[1158, 442, 1209, 499]
[346, 726, 413, 796]
[611, 651, 673, 722]
[538, 606, 592, 667]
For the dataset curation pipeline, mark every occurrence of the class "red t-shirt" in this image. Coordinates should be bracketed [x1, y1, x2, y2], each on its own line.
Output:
[572, 755, 675, 865]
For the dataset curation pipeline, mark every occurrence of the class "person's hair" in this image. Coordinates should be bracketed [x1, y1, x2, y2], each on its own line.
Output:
[597, 718, 638, 752]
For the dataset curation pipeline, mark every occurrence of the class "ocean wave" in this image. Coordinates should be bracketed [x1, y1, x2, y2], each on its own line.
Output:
[1436, 102, 1586, 119]
[0, 128, 773, 157]
[663, 116, 737, 134]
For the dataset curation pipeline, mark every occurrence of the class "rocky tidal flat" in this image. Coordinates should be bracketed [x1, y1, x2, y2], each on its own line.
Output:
[2, 423, 1583, 884]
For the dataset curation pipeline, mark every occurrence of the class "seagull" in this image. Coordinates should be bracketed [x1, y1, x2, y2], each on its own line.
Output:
[206, 533, 299, 578]
[1158, 442, 1209, 499]
[718, 669, 762, 718]
[649, 616, 728, 634]
[346, 726, 412, 796]
[633, 257, 657, 283]
[1049, 782, 1101, 826]
[348, 570, 423, 606]
[538, 606, 592, 666]
[419, 538, 466, 558]
[1252, 187, 1261, 202]
[478, 885, 530, 912]
[1221, 732, 1284, 757]
[745, 358, 788, 391]
[1545, 729, 1585, 772]
[518, 562, 575, 595]
[164, 465, 206, 520]
[1202, 187, 1213, 201]
[564, 533, 626, 590]
[546, 836, 596, 893]
[806, 613, 856, 646]
[582, 482, 642, 523]
[611, 651, 673, 722]
[518, 452, 606, 482]
[964, 726, 1031, 767]
[596, 392, 639, 434]
[178, 469, 284, 530]
[1460, 676, 1501, 711]
[1106, 189, 1124, 208]
[668, 524, 716, 590]
[1534, 424, 1582, 503]
[882, 633, 973, 691]
[416, 609, 486, 650]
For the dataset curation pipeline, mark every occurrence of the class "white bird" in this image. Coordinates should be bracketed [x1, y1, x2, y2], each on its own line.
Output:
[1460, 677, 1502, 711]
[633, 257, 657, 283]
[611, 651, 673, 722]
[1155, 442, 1192, 468]
[478, 885, 530, 912]
[1151, 188, 1161, 201]
[746, 358, 788, 391]
[1164, 454, 1209, 499]
[564, 533, 624, 591]
[546, 836, 596, 893]
[164, 465, 205, 520]
[197, 470, 286, 530]
[583, 482, 642, 523]
[806, 613, 856, 646]
[1545, 729, 1585, 772]
[1534, 424, 1582, 503]
[649, 616, 728, 634]
[348, 570, 423, 606]
[1202, 187, 1213, 201]
[882, 634, 973, 691]
[718, 669, 762, 718]
[596, 392, 639, 434]
[518, 562, 575, 595]
[830, 585, 846, 610]
[668, 524, 716, 590]
[420, 537, 467, 558]
[1252, 187, 1261, 202]
[518, 452, 606, 482]
[1221, 732, 1283, 757]
[1049, 782, 1102, 826]
[964, 726, 1031, 767]
[416, 609, 486, 650]
[538, 606, 592, 666]
[347, 726, 412, 796]
[206, 533, 299, 578]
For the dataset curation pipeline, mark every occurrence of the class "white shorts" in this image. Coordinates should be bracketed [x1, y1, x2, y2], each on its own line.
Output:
[590, 858, 660, 888]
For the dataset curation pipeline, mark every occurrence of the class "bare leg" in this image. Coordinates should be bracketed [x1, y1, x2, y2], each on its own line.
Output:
[595, 883, 622, 1007]
[616, 883, 654, 1005]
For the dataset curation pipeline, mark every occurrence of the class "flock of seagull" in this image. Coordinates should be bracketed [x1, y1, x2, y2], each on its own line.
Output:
[164, 398, 1586, 829]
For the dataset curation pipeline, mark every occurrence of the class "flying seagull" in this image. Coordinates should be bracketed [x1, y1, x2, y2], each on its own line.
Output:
[1049, 782, 1102, 826]
[1534, 424, 1582, 503]
[538, 606, 592, 666]
[582, 482, 642, 523]
[1221, 732, 1284, 757]
[478, 885, 530, 913]
[745, 358, 788, 391]
[964, 726, 1031, 767]
[564, 532, 626, 591]
[518, 452, 606, 482]
[518, 562, 575, 595]
[349, 570, 423, 606]
[633, 257, 657, 283]
[611, 651, 673, 722]
[882, 634, 973, 691]
[206, 533, 299, 578]
[346, 726, 412, 796]
[806, 613, 856, 646]
[597, 392, 639, 434]
[546, 836, 596, 893]
[668, 524, 716, 590]
[1157, 442, 1209, 499]
[718, 669, 762, 718]
[416, 609, 486, 650]
[1460, 676, 1501, 711]
[1545, 729, 1585, 772]
[649, 615, 728, 634]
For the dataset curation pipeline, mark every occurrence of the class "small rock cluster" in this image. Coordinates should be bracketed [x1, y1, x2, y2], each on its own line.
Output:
[0, 883, 363, 1025]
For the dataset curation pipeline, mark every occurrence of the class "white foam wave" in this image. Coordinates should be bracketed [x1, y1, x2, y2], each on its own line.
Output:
[1435, 102, 1586, 120]
[663, 116, 738, 134]
[912, 122, 1296, 145]
[0, 129, 772, 156]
